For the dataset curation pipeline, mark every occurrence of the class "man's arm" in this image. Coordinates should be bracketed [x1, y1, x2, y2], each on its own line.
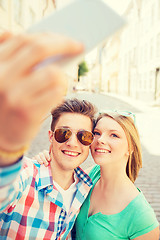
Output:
[0, 31, 83, 212]
[0, 32, 83, 167]
[0, 158, 23, 212]
[0, 157, 35, 213]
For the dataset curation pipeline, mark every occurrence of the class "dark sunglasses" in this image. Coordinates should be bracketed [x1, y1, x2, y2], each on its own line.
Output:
[53, 128, 94, 146]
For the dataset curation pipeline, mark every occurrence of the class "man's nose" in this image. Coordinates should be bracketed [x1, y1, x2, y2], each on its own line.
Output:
[66, 133, 79, 146]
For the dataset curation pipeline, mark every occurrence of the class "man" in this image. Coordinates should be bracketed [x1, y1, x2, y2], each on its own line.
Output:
[0, 98, 96, 239]
[0, 31, 91, 239]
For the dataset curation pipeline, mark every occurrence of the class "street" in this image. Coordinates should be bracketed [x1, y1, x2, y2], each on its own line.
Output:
[26, 92, 160, 224]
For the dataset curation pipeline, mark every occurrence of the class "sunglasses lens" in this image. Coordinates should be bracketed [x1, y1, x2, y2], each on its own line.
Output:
[77, 130, 94, 146]
[116, 111, 135, 122]
[54, 128, 72, 143]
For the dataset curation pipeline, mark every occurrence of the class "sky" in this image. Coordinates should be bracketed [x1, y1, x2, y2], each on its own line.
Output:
[103, 0, 130, 14]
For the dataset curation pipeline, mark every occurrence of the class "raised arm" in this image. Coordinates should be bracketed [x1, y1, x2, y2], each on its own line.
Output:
[0, 31, 83, 213]
[0, 32, 83, 167]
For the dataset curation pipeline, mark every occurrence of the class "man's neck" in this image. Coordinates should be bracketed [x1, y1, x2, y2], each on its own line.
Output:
[50, 161, 75, 190]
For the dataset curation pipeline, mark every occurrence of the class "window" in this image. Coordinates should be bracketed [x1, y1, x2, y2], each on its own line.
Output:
[156, 33, 160, 58]
[146, 43, 149, 63]
[151, 4, 155, 25]
[13, 0, 23, 25]
[158, 0, 160, 20]
[28, 8, 36, 26]
[149, 71, 154, 90]
[139, 76, 142, 89]
[150, 38, 153, 59]
[142, 46, 145, 64]
[0, 0, 7, 9]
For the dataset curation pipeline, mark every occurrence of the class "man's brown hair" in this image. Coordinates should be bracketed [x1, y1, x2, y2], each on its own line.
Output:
[51, 98, 97, 131]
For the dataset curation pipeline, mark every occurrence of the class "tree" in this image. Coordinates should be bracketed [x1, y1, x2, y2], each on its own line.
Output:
[78, 61, 89, 81]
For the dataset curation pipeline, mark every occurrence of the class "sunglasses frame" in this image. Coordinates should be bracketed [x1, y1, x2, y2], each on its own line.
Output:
[99, 110, 136, 123]
[53, 128, 94, 146]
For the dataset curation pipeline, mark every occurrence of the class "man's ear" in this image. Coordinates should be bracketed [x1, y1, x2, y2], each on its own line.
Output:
[48, 130, 53, 143]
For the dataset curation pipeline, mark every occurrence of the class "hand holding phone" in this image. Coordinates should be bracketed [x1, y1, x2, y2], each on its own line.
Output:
[28, 0, 126, 69]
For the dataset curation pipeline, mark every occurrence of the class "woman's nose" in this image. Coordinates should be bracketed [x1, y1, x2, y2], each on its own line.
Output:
[97, 134, 107, 144]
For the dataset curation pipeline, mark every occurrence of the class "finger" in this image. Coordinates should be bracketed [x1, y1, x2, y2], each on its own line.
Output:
[23, 65, 66, 94]
[31, 87, 65, 118]
[47, 157, 51, 162]
[0, 34, 31, 61]
[28, 90, 64, 123]
[43, 150, 50, 161]
[30, 33, 84, 59]
[0, 32, 13, 43]
[7, 33, 84, 75]
[44, 161, 49, 167]
[34, 155, 43, 164]
[39, 152, 49, 166]
[0, 80, 66, 147]
[6, 65, 67, 109]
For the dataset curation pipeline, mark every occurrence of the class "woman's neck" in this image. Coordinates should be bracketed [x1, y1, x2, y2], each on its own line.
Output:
[99, 164, 130, 191]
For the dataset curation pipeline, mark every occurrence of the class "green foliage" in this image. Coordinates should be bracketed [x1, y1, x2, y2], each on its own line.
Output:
[78, 61, 89, 80]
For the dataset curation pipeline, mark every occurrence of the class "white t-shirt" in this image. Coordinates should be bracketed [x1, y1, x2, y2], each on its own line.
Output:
[53, 177, 77, 213]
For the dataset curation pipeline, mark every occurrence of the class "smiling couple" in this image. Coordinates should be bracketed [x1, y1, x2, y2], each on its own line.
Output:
[0, 98, 159, 240]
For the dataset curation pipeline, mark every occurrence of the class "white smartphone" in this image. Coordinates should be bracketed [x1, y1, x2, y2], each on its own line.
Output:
[28, 0, 126, 69]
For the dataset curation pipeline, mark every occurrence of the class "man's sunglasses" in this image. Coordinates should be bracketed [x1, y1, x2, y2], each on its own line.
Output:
[53, 128, 94, 146]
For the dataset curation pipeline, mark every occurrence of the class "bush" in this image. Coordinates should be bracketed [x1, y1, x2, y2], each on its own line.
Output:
[78, 61, 89, 81]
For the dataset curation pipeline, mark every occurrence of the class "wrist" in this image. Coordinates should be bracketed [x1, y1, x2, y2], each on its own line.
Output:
[0, 145, 29, 167]
[0, 155, 24, 167]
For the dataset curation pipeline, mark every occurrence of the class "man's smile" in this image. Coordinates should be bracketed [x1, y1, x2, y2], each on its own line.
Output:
[62, 150, 80, 157]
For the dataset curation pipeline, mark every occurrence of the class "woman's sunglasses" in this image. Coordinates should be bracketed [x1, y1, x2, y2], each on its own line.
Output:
[99, 110, 136, 123]
[53, 128, 94, 146]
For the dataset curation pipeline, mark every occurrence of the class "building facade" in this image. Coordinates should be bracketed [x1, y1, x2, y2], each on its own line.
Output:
[100, 0, 160, 103]
[0, 0, 56, 32]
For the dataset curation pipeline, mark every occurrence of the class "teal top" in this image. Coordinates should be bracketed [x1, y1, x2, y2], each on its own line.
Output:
[75, 165, 159, 240]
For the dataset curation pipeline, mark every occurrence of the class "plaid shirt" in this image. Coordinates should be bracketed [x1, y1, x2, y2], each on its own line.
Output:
[0, 157, 93, 240]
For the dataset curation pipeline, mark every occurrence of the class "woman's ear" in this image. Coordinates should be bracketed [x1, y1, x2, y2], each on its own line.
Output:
[48, 130, 53, 143]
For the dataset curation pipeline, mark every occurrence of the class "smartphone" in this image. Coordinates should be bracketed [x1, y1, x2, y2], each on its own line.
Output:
[28, 0, 126, 69]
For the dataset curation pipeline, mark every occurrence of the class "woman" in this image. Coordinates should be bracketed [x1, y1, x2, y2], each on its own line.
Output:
[75, 111, 159, 239]
[34, 111, 159, 240]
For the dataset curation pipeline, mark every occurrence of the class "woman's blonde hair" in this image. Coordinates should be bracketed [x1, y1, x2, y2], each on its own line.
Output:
[95, 112, 142, 183]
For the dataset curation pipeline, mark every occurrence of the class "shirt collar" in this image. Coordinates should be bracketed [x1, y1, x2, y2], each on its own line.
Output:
[34, 162, 93, 191]
[74, 166, 93, 187]
[33, 161, 53, 191]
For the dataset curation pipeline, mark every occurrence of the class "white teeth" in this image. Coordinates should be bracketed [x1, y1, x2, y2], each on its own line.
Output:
[95, 149, 109, 153]
[63, 151, 79, 156]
